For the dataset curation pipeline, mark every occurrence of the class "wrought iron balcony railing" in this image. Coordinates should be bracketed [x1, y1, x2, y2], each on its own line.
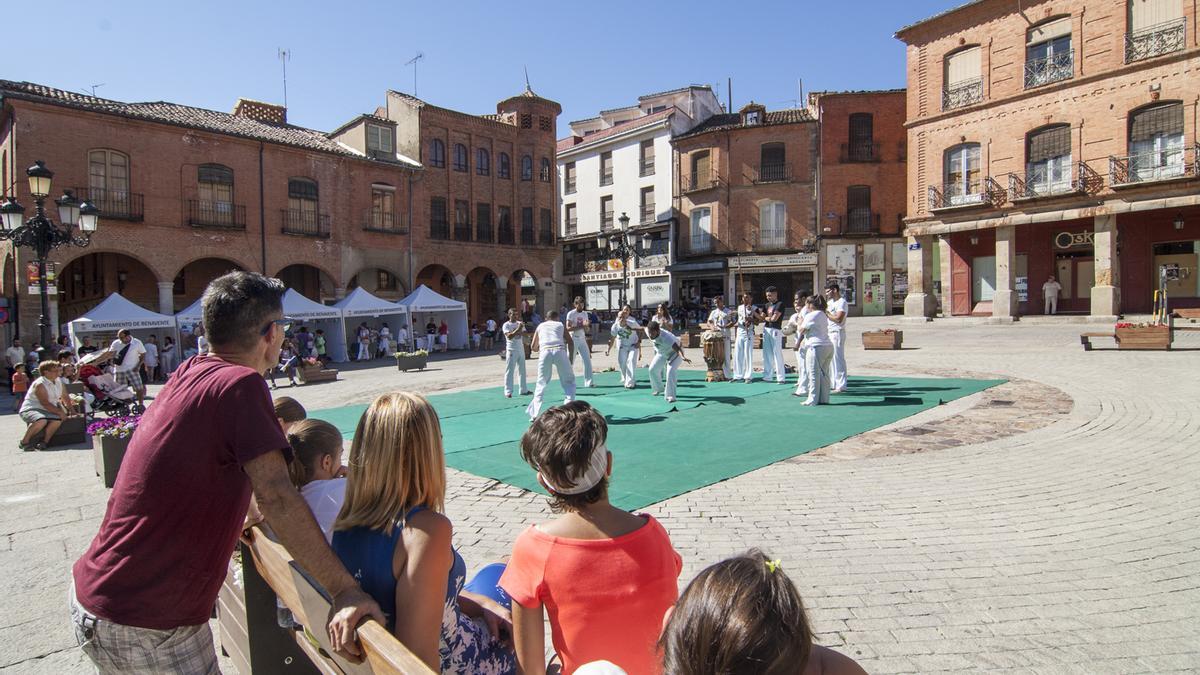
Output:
[927, 177, 1006, 211]
[681, 170, 721, 193]
[362, 209, 407, 234]
[476, 222, 493, 242]
[281, 209, 331, 238]
[757, 232, 787, 250]
[1008, 161, 1103, 200]
[564, 179, 577, 194]
[688, 235, 713, 254]
[520, 226, 536, 246]
[498, 222, 514, 245]
[845, 210, 880, 235]
[1024, 50, 1074, 89]
[564, 217, 578, 236]
[942, 77, 983, 110]
[640, 159, 655, 177]
[74, 187, 144, 221]
[188, 199, 245, 229]
[430, 219, 450, 240]
[640, 206, 656, 225]
[1125, 17, 1186, 63]
[752, 162, 791, 184]
[599, 172, 613, 187]
[840, 142, 881, 163]
[1109, 143, 1199, 187]
[454, 222, 472, 241]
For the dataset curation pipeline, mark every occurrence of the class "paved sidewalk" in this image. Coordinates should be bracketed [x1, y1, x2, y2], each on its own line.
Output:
[1, 319, 1198, 673]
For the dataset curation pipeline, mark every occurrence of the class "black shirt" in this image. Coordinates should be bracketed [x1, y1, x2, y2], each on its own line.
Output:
[78, 345, 99, 355]
[763, 301, 784, 329]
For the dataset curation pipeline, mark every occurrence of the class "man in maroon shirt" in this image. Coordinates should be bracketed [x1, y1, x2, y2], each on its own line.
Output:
[69, 272, 382, 673]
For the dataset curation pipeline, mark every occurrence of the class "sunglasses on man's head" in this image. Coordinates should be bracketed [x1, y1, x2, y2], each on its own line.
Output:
[261, 317, 294, 335]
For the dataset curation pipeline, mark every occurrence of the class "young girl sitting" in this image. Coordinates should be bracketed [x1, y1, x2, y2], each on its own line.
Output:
[658, 550, 867, 675]
[286, 419, 346, 542]
[332, 392, 514, 674]
[500, 400, 682, 674]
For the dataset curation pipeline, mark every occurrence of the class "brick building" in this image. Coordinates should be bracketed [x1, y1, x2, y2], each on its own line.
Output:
[671, 102, 819, 314]
[897, 0, 1200, 319]
[810, 90, 909, 315]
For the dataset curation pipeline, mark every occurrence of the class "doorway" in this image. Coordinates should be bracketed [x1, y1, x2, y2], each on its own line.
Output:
[1053, 253, 1094, 313]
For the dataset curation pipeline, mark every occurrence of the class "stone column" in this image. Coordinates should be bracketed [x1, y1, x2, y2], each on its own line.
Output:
[1090, 214, 1120, 319]
[157, 282, 175, 316]
[494, 276, 509, 319]
[992, 225, 1018, 320]
[938, 236, 953, 314]
[334, 286, 347, 301]
[904, 235, 937, 318]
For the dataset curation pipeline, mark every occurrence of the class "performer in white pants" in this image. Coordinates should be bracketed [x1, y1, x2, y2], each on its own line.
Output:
[526, 311, 576, 420]
[644, 321, 690, 403]
[610, 304, 640, 389]
[797, 295, 833, 405]
[825, 282, 849, 393]
[706, 295, 734, 380]
[788, 293, 812, 397]
[565, 296, 594, 388]
[760, 286, 786, 384]
[501, 309, 531, 398]
[732, 293, 760, 383]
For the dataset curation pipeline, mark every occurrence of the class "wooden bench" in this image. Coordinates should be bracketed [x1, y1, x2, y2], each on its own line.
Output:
[1080, 332, 1116, 351]
[222, 526, 433, 674]
[298, 365, 339, 385]
[1172, 309, 1200, 321]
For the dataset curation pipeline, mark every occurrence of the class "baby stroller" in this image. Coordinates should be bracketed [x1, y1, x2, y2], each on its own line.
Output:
[77, 359, 142, 418]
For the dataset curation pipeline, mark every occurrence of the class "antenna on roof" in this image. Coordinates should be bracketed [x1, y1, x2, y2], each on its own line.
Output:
[85, 83, 105, 97]
[405, 52, 425, 97]
[277, 48, 290, 108]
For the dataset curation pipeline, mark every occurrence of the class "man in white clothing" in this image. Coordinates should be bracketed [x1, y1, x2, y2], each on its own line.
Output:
[610, 305, 640, 389]
[706, 296, 734, 380]
[526, 310, 575, 419]
[759, 287, 786, 384]
[644, 321, 690, 403]
[501, 309, 531, 398]
[564, 296, 594, 387]
[109, 329, 147, 408]
[484, 317, 497, 351]
[396, 325, 410, 352]
[1042, 275, 1062, 315]
[788, 293, 812, 397]
[732, 293, 760, 383]
[824, 282, 849, 393]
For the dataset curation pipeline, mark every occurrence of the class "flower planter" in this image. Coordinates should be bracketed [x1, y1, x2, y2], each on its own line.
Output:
[297, 364, 338, 384]
[862, 330, 903, 350]
[395, 354, 428, 372]
[94, 434, 131, 488]
[1115, 325, 1171, 350]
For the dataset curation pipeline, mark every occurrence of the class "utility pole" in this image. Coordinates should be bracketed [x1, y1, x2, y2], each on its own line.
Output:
[278, 48, 290, 108]
[406, 52, 424, 97]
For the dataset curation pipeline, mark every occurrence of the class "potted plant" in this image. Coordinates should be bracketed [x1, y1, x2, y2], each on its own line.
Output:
[862, 328, 903, 350]
[395, 349, 429, 372]
[1114, 321, 1171, 350]
[89, 415, 140, 488]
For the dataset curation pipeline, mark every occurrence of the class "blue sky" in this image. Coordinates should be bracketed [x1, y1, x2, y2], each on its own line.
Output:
[3, 0, 953, 133]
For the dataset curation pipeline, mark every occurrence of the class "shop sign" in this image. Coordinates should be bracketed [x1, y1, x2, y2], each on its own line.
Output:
[736, 253, 817, 268]
[571, 267, 666, 284]
[1016, 276, 1029, 302]
[1054, 231, 1093, 250]
[585, 284, 610, 311]
[637, 278, 670, 307]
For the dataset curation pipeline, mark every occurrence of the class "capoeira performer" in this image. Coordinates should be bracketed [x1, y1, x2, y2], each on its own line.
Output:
[732, 292, 760, 383]
[644, 321, 691, 403]
[824, 282, 849, 393]
[788, 292, 812, 397]
[565, 296, 594, 388]
[760, 286, 786, 384]
[502, 308, 532, 398]
[526, 310, 576, 419]
[610, 304, 641, 389]
[706, 295, 734, 380]
[796, 295, 833, 405]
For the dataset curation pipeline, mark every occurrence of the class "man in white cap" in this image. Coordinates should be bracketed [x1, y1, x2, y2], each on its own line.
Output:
[565, 296, 594, 388]
[526, 310, 576, 419]
[644, 321, 690, 403]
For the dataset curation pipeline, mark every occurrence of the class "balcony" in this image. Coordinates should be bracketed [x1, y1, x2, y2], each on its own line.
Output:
[688, 236, 713, 254]
[599, 172, 613, 187]
[840, 143, 881, 163]
[1024, 50, 1073, 89]
[188, 199, 245, 230]
[564, 217, 578, 236]
[564, 179, 577, 194]
[476, 222, 494, 243]
[431, 219, 450, 240]
[681, 170, 721, 194]
[498, 222, 514, 245]
[74, 187, 143, 221]
[1109, 143, 1199, 188]
[928, 177, 1006, 212]
[601, 215, 614, 231]
[942, 77, 983, 110]
[281, 209, 331, 238]
[640, 159, 655, 177]
[520, 227, 536, 246]
[362, 209, 407, 234]
[752, 162, 791, 184]
[1008, 161, 1103, 201]
[844, 210, 880, 235]
[454, 222, 472, 242]
[640, 206, 656, 225]
[1125, 17, 1186, 63]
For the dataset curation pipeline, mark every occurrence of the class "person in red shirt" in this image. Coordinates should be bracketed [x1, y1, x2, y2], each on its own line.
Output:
[501, 401, 682, 674]
[69, 271, 382, 673]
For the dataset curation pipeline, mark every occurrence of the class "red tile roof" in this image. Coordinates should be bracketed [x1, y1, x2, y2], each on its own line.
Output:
[556, 108, 675, 154]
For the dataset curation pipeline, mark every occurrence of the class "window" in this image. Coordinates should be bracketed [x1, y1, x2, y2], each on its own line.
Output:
[847, 187, 873, 233]
[847, 114, 875, 161]
[521, 155, 533, 181]
[499, 152, 511, 179]
[943, 46, 983, 109]
[1128, 101, 1185, 181]
[430, 138, 445, 168]
[690, 207, 712, 252]
[366, 124, 393, 155]
[520, 113, 532, 129]
[430, 197, 448, 239]
[944, 144, 982, 204]
[476, 203, 493, 241]
[540, 208, 553, 244]
[370, 183, 396, 230]
[521, 207, 535, 245]
[454, 200, 471, 240]
[1126, 0, 1185, 62]
[759, 201, 787, 248]
[540, 157, 551, 182]
[565, 203, 578, 235]
[88, 149, 131, 216]
[498, 206, 513, 243]
[539, 116, 552, 131]
[640, 186, 655, 224]
[744, 110, 761, 125]
[690, 150, 711, 189]
[600, 195, 614, 230]
[640, 140, 655, 176]
[477, 148, 490, 176]
[1026, 17, 1073, 88]
[453, 143, 468, 172]
[377, 270, 398, 291]
[1026, 125, 1073, 194]
[197, 164, 234, 224]
[758, 143, 787, 182]
[600, 151, 613, 186]
[285, 178, 320, 234]
[564, 162, 577, 193]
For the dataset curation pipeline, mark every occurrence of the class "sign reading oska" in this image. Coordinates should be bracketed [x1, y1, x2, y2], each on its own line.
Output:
[1054, 231, 1094, 250]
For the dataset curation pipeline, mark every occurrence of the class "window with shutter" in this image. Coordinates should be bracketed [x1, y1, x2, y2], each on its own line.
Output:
[1025, 125, 1073, 193]
[690, 207, 712, 252]
[847, 186, 873, 233]
[1128, 102, 1185, 181]
[943, 47, 983, 109]
[943, 144, 982, 204]
[1126, 0, 1184, 61]
[759, 201, 787, 248]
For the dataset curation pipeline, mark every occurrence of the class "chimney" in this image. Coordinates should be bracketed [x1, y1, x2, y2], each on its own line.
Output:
[232, 98, 287, 125]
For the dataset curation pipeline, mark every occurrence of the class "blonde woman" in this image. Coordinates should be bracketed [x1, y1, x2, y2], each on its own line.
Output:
[332, 392, 515, 674]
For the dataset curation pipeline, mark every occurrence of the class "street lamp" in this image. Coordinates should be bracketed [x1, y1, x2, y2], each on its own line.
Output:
[0, 161, 101, 346]
[597, 212, 653, 308]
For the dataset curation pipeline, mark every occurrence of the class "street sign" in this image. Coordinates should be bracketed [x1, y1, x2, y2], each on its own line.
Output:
[908, 242, 922, 251]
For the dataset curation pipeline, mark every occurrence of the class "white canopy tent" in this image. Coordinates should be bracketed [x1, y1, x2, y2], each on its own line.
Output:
[334, 287, 410, 356]
[68, 293, 178, 353]
[282, 289, 348, 363]
[174, 297, 204, 332]
[396, 284, 469, 350]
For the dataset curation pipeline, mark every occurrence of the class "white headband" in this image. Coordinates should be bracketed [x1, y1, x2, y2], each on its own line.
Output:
[540, 443, 609, 495]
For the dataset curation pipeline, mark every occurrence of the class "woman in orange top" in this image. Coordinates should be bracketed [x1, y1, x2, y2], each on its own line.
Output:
[11, 364, 29, 412]
[500, 401, 682, 675]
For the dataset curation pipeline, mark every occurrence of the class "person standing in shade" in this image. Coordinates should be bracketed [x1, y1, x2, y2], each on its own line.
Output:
[526, 310, 576, 420]
[732, 293, 759, 383]
[377, 322, 391, 358]
[109, 329, 147, 409]
[394, 324, 409, 353]
[706, 295, 735, 380]
[644, 321, 690, 403]
[565, 296, 595, 388]
[502, 309, 532, 398]
[610, 304, 640, 389]
[789, 292, 812, 398]
[760, 287, 786, 384]
[1042, 275, 1062, 315]
[824, 282, 849, 393]
[5, 338, 25, 387]
[797, 295, 834, 405]
[77, 336, 99, 357]
[484, 316, 497, 351]
[143, 335, 160, 384]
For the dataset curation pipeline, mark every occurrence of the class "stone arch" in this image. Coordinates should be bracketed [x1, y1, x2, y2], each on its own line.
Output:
[59, 251, 162, 324]
[346, 266, 407, 301]
[508, 269, 539, 320]
[466, 266, 500, 325]
[171, 257, 246, 312]
[275, 263, 338, 303]
[415, 264, 457, 299]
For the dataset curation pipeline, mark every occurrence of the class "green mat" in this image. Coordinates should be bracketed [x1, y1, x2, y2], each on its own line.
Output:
[312, 371, 1004, 510]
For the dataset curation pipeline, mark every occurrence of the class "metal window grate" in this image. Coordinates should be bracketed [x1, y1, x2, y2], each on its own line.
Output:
[1130, 102, 1183, 142]
[1027, 125, 1071, 163]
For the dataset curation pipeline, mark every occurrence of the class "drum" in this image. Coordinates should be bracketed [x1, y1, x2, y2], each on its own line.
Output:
[702, 332, 726, 382]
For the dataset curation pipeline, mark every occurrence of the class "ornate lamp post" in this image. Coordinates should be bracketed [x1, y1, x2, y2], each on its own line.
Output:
[596, 212, 653, 308]
[0, 161, 101, 346]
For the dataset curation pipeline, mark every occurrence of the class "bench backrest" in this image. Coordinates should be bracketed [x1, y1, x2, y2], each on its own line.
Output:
[245, 526, 434, 675]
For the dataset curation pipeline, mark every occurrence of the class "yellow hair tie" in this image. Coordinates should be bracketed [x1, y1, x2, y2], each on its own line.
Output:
[765, 559, 782, 573]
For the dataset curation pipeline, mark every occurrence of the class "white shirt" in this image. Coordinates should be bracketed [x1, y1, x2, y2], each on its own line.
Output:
[654, 313, 673, 331]
[20, 376, 63, 414]
[611, 317, 640, 347]
[802, 311, 831, 347]
[535, 321, 567, 351]
[1042, 281, 1062, 298]
[5, 346, 25, 367]
[380, 326, 391, 337]
[737, 305, 757, 333]
[300, 478, 346, 543]
[197, 335, 210, 354]
[397, 328, 409, 344]
[486, 319, 497, 332]
[108, 338, 147, 372]
[826, 298, 848, 333]
[789, 308, 812, 349]
[649, 328, 680, 357]
[565, 309, 589, 337]
[707, 307, 733, 331]
[501, 320, 524, 349]
[143, 342, 159, 367]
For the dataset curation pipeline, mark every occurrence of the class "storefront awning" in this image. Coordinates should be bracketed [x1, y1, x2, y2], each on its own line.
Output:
[666, 259, 726, 273]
